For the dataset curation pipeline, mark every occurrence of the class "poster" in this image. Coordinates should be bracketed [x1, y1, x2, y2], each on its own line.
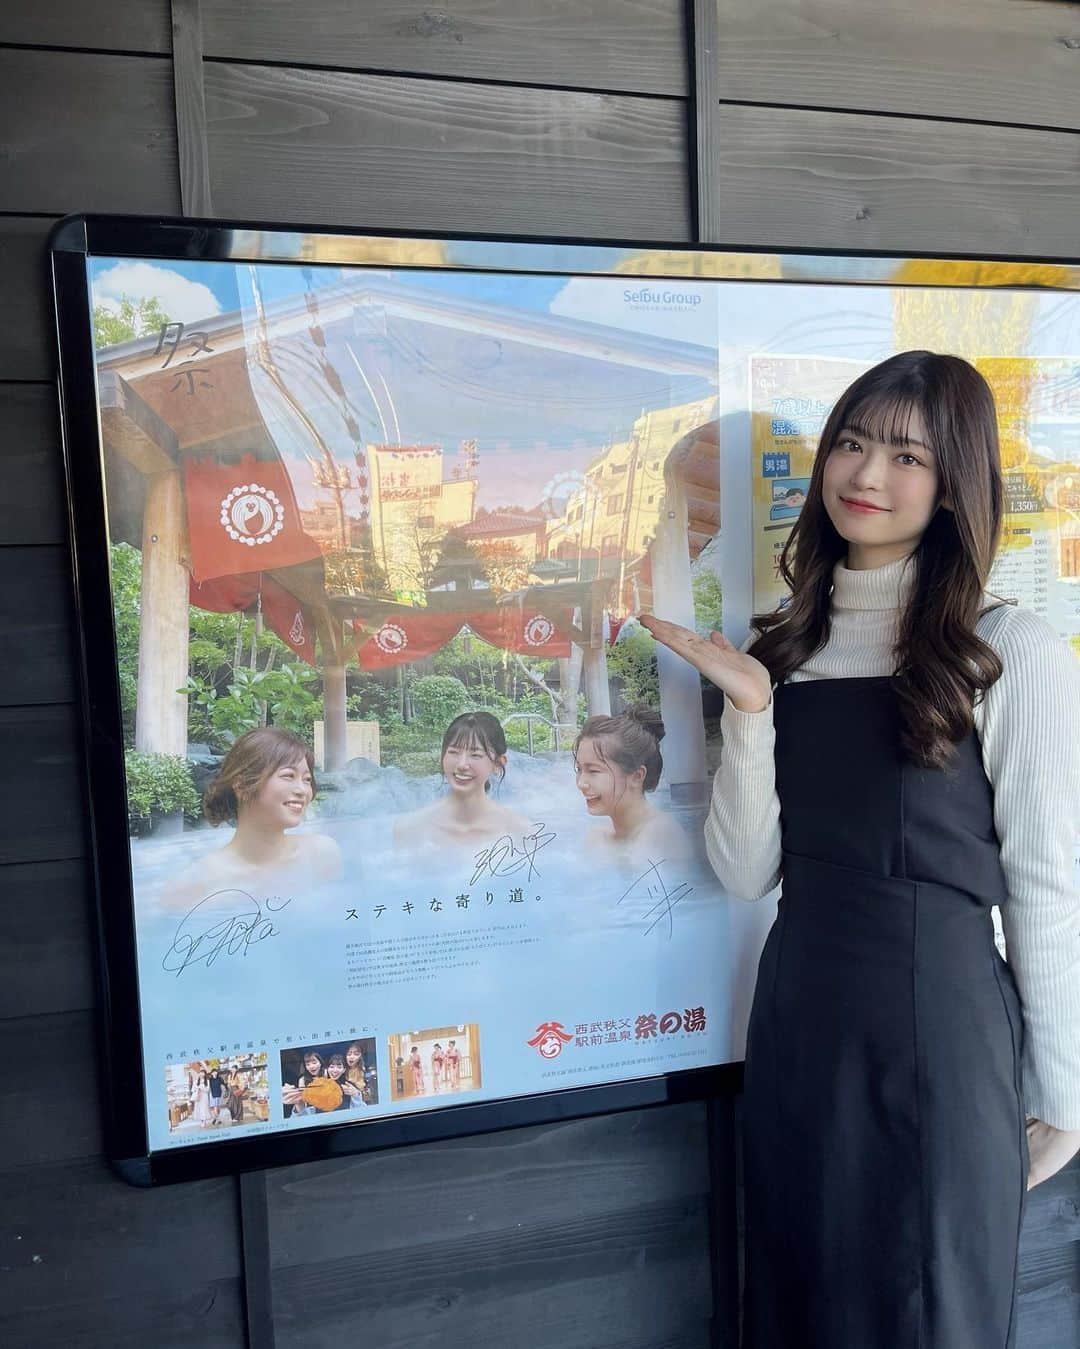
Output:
[87, 256, 758, 1157]
[77, 234, 1080, 1166]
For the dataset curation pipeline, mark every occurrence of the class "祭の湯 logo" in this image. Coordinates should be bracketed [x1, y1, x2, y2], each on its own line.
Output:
[220, 483, 286, 546]
[527, 1021, 574, 1059]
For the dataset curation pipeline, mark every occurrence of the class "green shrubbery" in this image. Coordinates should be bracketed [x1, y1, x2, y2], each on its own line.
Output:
[124, 751, 201, 822]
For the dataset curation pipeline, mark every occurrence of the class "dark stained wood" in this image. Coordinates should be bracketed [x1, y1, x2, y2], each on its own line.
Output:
[270, 1196, 710, 1349]
[711, 0, 1080, 131]
[0, 0, 171, 53]
[0, 1277, 247, 1349]
[0, 861, 95, 1020]
[704, 103, 1080, 255]
[171, 0, 214, 216]
[0, 384, 68, 545]
[1017, 1155, 1080, 1347]
[0, 217, 59, 384]
[240, 1172, 277, 1349]
[202, 0, 688, 98]
[0, 50, 180, 215]
[264, 1107, 711, 1347]
[0, 546, 76, 706]
[0, 1012, 102, 1163]
[204, 63, 690, 240]
[0, 1156, 243, 1310]
[690, 0, 719, 243]
[0, 704, 85, 865]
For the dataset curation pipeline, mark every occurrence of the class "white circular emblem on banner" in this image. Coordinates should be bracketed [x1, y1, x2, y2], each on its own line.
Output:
[220, 483, 286, 546]
[524, 614, 555, 647]
[374, 622, 408, 654]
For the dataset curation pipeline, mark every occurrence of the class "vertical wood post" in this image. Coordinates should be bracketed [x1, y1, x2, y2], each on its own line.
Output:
[582, 643, 612, 717]
[135, 468, 189, 756]
[239, 1172, 276, 1349]
[171, 0, 214, 217]
[323, 654, 348, 771]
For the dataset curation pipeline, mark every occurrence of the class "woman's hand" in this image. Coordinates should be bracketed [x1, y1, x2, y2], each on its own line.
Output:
[1026, 1118, 1080, 1189]
[341, 1081, 359, 1097]
[638, 616, 773, 713]
[281, 1084, 302, 1106]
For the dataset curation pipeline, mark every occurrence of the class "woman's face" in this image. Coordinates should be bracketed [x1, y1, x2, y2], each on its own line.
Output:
[575, 738, 644, 817]
[245, 757, 314, 830]
[327, 1060, 345, 1081]
[442, 739, 502, 796]
[304, 1054, 322, 1077]
[822, 408, 941, 569]
[410, 1048, 420, 1059]
[345, 1046, 362, 1068]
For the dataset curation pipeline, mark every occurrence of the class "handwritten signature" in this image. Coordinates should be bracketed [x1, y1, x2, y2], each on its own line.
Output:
[618, 860, 694, 938]
[470, 823, 556, 886]
[162, 890, 292, 976]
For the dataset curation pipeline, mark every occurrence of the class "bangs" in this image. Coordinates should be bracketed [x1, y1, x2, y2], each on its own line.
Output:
[842, 392, 926, 449]
[444, 729, 490, 756]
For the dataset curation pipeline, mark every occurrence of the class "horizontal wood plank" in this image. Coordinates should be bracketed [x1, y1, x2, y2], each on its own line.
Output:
[203, 0, 687, 97]
[0, 50, 180, 215]
[0, 704, 85, 864]
[0, 1011, 102, 1163]
[205, 63, 690, 240]
[0, 1155, 243, 1306]
[0, 383, 68, 544]
[0, 1277, 246, 1349]
[0, 0, 171, 53]
[0, 217, 60, 383]
[711, 0, 1080, 131]
[0, 547, 76, 706]
[705, 104, 1080, 256]
[267, 1104, 709, 1265]
[0, 862, 95, 1020]
[270, 1194, 711, 1349]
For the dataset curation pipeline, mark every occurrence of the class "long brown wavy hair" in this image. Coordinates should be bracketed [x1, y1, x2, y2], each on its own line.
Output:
[749, 351, 1004, 768]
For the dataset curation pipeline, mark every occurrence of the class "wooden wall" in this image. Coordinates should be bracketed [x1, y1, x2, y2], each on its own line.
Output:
[0, 2, 1076, 1346]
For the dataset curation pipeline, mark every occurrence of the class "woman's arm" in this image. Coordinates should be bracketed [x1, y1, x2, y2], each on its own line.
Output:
[977, 605, 1080, 1135]
[704, 698, 783, 901]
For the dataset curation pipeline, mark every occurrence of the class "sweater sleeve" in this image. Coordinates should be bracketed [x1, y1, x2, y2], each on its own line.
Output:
[703, 696, 783, 901]
[976, 605, 1080, 1130]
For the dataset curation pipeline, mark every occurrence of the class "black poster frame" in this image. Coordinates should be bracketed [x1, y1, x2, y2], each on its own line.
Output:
[51, 214, 1080, 1185]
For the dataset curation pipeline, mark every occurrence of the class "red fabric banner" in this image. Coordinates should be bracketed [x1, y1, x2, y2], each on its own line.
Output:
[184, 453, 321, 583]
[353, 611, 465, 669]
[470, 605, 574, 658]
[189, 572, 317, 666]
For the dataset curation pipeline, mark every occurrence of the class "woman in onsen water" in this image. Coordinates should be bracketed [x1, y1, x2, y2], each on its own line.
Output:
[573, 706, 689, 864]
[159, 726, 342, 910]
[393, 711, 531, 851]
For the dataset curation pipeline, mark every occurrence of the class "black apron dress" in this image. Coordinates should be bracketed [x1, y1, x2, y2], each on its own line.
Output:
[741, 677, 1029, 1349]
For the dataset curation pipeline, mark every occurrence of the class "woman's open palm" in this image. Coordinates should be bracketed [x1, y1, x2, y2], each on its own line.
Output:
[638, 616, 772, 713]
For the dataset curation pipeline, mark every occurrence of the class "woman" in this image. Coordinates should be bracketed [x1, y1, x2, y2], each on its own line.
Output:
[282, 1049, 325, 1118]
[393, 712, 531, 852]
[431, 1042, 445, 1093]
[642, 351, 1080, 1347]
[226, 1067, 246, 1123]
[160, 727, 342, 910]
[408, 1046, 425, 1096]
[444, 1039, 461, 1090]
[190, 1070, 212, 1126]
[342, 1041, 368, 1109]
[206, 1067, 226, 1124]
[573, 706, 689, 863]
[324, 1054, 352, 1112]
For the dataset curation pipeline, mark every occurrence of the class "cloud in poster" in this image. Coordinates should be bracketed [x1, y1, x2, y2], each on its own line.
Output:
[548, 276, 717, 349]
[93, 261, 223, 324]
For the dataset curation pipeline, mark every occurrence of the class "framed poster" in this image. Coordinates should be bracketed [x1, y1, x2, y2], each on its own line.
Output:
[51, 217, 1080, 1183]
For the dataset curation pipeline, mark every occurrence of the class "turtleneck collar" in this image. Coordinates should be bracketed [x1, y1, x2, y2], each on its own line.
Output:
[831, 554, 916, 612]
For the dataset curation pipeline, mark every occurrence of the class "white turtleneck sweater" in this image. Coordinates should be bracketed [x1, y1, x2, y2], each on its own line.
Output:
[704, 555, 1080, 1131]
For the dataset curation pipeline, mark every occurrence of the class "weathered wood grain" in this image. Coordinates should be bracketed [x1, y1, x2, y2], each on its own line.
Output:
[0, 704, 85, 865]
[202, 0, 688, 97]
[0, 0, 171, 53]
[171, 0, 214, 216]
[0, 1011, 102, 1163]
[0, 384, 67, 545]
[0, 217, 59, 384]
[0, 1156, 243, 1304]
[270, 1194, 711, 1349]
[704, 103, 1080, 255]
[0, 861, 95, 1020]
[204, 63, 690, 239]
[0, 50, 180, 215]
[0, 1279, 246, 1349]
[711, 0, 1080, 131]
[0, 546, 76, 707]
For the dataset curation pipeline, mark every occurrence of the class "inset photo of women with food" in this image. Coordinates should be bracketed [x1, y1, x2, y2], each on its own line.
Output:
[280, 1037, 379, 1120]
